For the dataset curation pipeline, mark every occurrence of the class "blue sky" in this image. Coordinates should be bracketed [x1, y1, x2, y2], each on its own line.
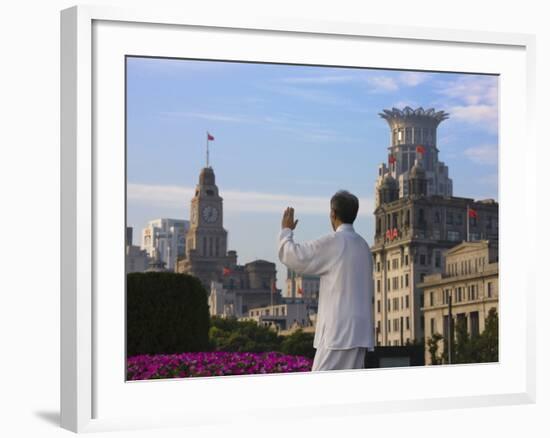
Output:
[126, 57, 498, 288]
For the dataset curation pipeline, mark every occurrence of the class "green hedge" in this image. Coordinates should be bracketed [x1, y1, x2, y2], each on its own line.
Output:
[127, 272, 210, 357]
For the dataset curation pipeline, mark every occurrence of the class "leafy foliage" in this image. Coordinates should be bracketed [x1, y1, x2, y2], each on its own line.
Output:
[126, 272, 210, 356]
[426, 307, 498, 364]
[209, 316, 281, 353]
[279, 329, 316, 359]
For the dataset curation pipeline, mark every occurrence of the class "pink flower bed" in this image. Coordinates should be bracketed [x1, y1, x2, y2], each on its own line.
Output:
[127, 351, 313, 380]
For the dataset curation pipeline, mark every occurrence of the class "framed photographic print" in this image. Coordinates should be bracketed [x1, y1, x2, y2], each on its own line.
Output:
[61, 5, 536, 433]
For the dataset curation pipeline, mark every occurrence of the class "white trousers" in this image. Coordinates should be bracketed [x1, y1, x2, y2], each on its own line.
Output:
[311, 346, 366, 371]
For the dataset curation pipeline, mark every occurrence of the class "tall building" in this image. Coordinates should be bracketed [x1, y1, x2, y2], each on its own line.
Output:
[285, 269, 319, 309]
[176, 166, 234, 288]
[375, 107, 453, 207]
[420, 240, 499, 364]
[371, 107, 499, 347]
[209, 259, 282, 317]
[177, 165, 282, 313]
[141, 218, 189, 272]
[125, 227, 149, 273]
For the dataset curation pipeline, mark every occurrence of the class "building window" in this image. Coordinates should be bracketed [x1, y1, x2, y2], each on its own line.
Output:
[434, 211, 440, 223]
[406, 316, 410, 330]
[470, 311, 480, 336]
[393, 297, 399, 310]
[405, 295, 409, 308]
[377, 300, 381, 313]
[377, 262, 381, 272]
[392, 259, 399, 269]
[405, 254, 409, 266]
[387, 299, 391, 312]
[487, 282, 493, 298]
[447, 230, 460, 241]
[377, 279, 381, 293]
[430, 291, 434, 306]
[430, 318, 435, 335]
[435, 251, 441, 268]
[387, 278, 391, 291]
[420, 254, 426, 265]
[388, 320, 391, 333]
[446, 212, 453, 225]
[387, 260, 390, 271]
[400, 276, 403, 288]
[405, 274, 409, 287]
[203, 237, 207, 255]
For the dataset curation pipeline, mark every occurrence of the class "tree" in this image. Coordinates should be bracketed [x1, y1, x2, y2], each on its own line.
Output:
[427, 333, 443, 365]
[279, 329, 316, 359]
[209, 316, 282, 353]
[425, 308, 499, 365]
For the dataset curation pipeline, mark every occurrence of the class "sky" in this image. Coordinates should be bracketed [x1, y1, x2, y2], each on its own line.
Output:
[126, 56, 499, 289]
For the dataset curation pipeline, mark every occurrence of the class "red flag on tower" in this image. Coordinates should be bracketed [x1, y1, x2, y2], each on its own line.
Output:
[223, 267, 232, 276]
[416, 145, 426, 154]
[468, 207, 478, 218]
[207, 132, 215, 141]
[388, 155, 396, 165]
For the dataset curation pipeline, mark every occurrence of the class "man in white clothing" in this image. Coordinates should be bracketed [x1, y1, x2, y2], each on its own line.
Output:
[278, 190, 374, 371]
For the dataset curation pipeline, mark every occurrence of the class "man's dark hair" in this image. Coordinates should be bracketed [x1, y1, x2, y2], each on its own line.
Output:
[330, 190, 359, 224]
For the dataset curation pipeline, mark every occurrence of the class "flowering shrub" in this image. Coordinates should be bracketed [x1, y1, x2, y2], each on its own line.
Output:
[127, 351, 313, 380]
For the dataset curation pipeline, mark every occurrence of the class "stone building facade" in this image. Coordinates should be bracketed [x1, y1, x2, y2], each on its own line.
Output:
[178, 165, 282, 311]
[176, 166, 235, 288]
[375, 107, 453, 207]
[285, 269, 319, 309]
[372, 107, 499, 347]
[241, 302, 311, 332]
[125, 227, 149, 273]
[419, 240, 499, 364]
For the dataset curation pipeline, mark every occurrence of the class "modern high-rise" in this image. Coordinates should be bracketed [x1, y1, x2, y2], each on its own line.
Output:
[371, 107, 499, 347]
[141, 218, 189, 272]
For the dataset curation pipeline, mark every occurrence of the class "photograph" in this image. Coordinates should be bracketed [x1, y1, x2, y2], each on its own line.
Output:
[124, 56, 499, 380]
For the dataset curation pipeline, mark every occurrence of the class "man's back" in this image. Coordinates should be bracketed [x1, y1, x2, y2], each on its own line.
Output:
[278, 223, 374, 350]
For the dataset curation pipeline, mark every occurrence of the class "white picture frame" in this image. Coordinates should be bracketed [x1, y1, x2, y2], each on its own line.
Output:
[60, 4, 536, 433]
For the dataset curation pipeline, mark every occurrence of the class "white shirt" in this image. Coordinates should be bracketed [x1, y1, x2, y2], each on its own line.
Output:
[277, 223, 374, 350]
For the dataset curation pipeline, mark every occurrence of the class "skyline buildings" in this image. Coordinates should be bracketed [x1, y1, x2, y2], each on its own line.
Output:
[126, 56, 498, 297]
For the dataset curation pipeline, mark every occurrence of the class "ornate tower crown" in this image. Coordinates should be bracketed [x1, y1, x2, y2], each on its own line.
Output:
[379, 106, 449, 127]
[379, 106, 449, 148]
[374, 106, 453, 206]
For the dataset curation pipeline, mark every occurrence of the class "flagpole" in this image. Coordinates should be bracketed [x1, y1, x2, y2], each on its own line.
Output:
[466, 204, 469, 242]
[206, 133, 209, 167]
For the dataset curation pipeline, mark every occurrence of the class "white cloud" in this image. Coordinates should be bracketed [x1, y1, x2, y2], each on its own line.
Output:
[128, 183, 373, 216]
[280, 75, 356, 84]
[399, 72, 429, 87]
[438, 75, 497, 106]
[365, 76, 399, 92]
[266, 85, 351, 106]
[463, 144, 498, 165]
[160, 111, 250, 123]
[450, 104, 497, 131]
[436, 75, 498, 132]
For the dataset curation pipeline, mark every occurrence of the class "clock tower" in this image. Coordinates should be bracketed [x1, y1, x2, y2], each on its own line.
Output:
[177, 166, 231, 290]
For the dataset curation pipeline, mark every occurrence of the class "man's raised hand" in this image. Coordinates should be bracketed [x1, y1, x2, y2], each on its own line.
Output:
[282, 207, 299, 230]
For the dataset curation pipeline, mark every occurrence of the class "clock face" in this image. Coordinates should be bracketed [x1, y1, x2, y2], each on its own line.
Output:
[202, 205, 219, 223]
